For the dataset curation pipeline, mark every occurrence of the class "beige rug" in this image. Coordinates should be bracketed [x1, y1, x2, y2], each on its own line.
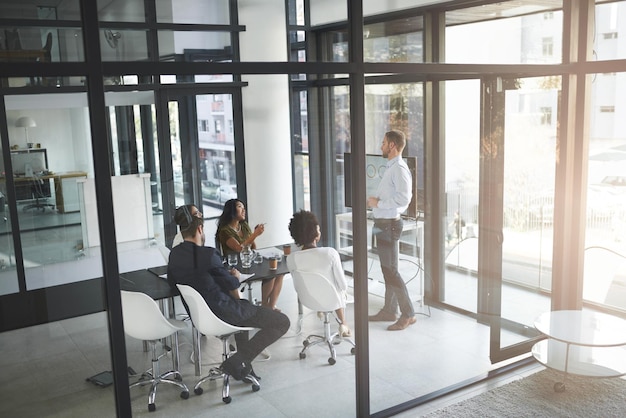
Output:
[424, 369, 626, 417]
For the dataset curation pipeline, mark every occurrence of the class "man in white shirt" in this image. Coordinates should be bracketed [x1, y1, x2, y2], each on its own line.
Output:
[367, 130, 416, 331]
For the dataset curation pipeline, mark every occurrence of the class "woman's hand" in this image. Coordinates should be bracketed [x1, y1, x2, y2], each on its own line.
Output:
[253, 223, 265, 236]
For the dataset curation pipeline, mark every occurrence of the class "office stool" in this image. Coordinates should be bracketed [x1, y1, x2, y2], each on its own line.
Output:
[177, 284, 260, 404]
[121, 290, 189, 412]
[291, 270, 356, 365]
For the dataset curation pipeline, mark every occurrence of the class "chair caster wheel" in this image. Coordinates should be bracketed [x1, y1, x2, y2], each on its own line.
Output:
[223, 396, 232, 404]
[148, 403, 156, 412]
[194, 387, 203, 395]
[299, 352, 306, 360]
[181, 390, 189, 399]
[328, 357, 336, 365]
[554, 382, 565, 392]
[303, 340, 309, 347]
[252, 384, 260, 392]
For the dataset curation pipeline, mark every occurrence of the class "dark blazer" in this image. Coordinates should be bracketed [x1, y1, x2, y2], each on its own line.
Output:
[167, 241, 256, 324]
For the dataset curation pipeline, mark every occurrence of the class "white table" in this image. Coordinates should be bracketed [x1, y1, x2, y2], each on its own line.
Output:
[532, 310, 626, 392]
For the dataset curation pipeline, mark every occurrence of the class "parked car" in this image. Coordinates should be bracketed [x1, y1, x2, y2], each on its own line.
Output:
[217, 184, 237, 203]
[201, 180, 219, 201]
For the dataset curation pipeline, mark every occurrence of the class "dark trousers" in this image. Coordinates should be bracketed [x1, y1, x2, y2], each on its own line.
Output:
[374, 218, 415, 318]
[233, 306, 290, 362]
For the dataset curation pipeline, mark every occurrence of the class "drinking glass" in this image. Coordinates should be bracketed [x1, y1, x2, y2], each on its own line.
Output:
[227, 253, 238, 268]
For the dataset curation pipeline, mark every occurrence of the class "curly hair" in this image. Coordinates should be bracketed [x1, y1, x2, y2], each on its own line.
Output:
[288, 210, 319, 247]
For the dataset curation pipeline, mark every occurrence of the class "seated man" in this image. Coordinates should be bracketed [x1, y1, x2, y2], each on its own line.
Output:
[167, 205, 290, 380]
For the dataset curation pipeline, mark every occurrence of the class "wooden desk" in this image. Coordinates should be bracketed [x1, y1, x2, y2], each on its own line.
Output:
[0, 49, 48, 62]
[0, 171, 88, 211]
[11, 175, 53, 201]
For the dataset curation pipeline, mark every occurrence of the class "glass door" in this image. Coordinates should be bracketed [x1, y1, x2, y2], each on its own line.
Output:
[480, 76, 560, 362]
[161, 90, 240, 242]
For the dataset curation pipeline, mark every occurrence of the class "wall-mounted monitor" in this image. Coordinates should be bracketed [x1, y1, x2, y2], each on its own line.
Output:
[10, 149, 48, 176]
[344, 152, 421, 219]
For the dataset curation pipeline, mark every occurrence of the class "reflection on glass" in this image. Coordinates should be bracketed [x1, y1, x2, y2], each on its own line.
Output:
[444, 80, 480, 313]
[196, 94, 237, 213]
[157, 31, 232, 61]
[159, 74, 234, 84]
[584, 70, 626, 310]
[0, 27, 84, 65]
[500, 76, 558, 346]
[0, 145, 19, 296]
[97, 0, 146, 22]
[594, 2, 626, 61]
[101, 29, 149, 61]
[169, 101, 185, 209]
[364, 18, 423, 63]
[446, 8, 563, 64]
[327, 17, 423, 63]
[0, 1, 81, 20]
[156, 0, 230, 24]
[5, 93, 95, 292]
[168, 93, 238, 217]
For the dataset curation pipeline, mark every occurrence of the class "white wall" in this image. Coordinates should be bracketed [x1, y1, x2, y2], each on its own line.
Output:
[239, 0, 294, 248]
[6, 93, 94, 177]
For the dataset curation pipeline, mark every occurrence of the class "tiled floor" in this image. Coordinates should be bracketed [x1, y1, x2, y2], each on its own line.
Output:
[0, 209, 548, 417]
[0, 270, 545, 418]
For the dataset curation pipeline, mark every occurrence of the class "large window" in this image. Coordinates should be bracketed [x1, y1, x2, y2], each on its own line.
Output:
[584, 71, 626, 311]
[446, 2, 563, 64]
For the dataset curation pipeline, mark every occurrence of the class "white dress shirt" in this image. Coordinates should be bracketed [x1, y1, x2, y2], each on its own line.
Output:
[371, 155, 412, 219]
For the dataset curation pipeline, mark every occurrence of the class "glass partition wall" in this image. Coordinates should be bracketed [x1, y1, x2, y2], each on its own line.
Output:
[2, 0, 626, 417]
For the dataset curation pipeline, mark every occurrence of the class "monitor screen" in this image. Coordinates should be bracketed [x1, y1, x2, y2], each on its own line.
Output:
[11, 149, 48, 175]
[344, 153, 421, 219]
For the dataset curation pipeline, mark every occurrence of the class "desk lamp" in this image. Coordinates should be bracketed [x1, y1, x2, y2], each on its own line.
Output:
[15, 116, 37, 149]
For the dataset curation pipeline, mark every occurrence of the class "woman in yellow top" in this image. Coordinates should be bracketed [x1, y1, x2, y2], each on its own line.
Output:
[216, 199, 284, 311]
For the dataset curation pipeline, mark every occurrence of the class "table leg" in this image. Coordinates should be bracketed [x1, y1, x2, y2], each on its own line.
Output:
[554, 342, 571, 392]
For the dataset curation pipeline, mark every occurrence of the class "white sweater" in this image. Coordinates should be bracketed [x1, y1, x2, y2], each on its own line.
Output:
[286, 247, 348, 307]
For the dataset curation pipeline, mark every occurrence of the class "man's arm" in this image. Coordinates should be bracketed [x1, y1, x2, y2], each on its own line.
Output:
[207, 248, 240, 291]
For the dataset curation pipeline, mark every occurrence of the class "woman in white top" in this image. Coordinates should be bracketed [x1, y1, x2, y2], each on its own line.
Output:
[287, 210, 351, 337]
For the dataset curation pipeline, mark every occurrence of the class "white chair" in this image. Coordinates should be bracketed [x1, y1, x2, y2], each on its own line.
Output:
[120, 290, 190, 412]
[176, 284, 260, 404]
[291, 270, 356, 365]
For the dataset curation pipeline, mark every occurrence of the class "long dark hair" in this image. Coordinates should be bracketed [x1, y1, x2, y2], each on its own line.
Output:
[215, 199, 244, 248]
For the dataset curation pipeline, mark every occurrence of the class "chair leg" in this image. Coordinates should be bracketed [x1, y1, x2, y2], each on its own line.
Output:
[192, 326, 202, 376]
[130, 339, 189, 412]
[192, 332, 260, 404]
[299, 312, 356, 365]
